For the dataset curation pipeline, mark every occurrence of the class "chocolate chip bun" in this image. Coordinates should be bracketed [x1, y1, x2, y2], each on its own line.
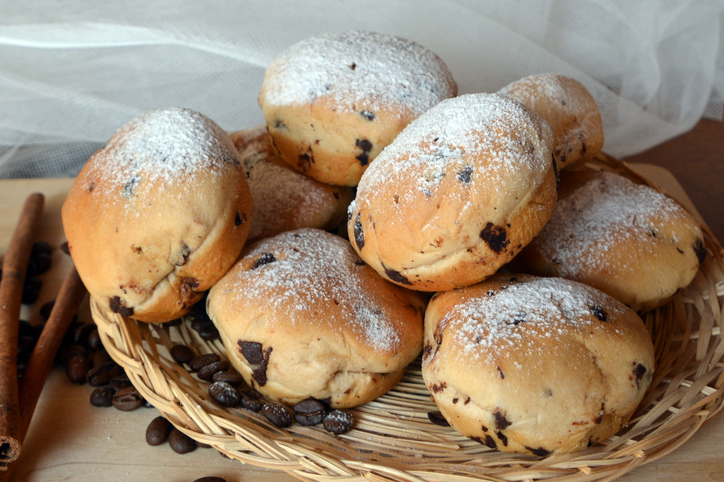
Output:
[229, 126, 354, 242]
[207, 228, 425, 408]
[422, 274, 654, 456]
[348, 93, 557, 291]
[509, 169, 705, 312]
[62, 108, 253, 323]
[258, 30, 457, 186]
[498, 73, 603, 170]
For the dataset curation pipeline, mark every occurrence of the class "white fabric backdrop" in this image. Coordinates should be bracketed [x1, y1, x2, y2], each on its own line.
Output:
[0, 0, 722, 178]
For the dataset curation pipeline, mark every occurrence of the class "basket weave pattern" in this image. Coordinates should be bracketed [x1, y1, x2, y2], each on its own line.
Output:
[92, 155, 724, 481]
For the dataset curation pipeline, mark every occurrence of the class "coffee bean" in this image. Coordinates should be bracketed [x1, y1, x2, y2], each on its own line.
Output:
[110, 373, 132, 391]
[145, 416, 172, 446]
[90, 386, 115, 407]
[427, 411, 450, 426]
[86, 328, 102, 351]
[66, 355, 91, 384]
[87, 363, 123, 386]
[58, 345, 87, 367]
[112, 386, 144, 411]
[212, 371, 243, 387]
[197, 360, 230, 381]
[195, 441, 212, 449]
[92, 348, 113, 367]
[162, 318, 182, 328]
[30, 322, 44, 340]
[22, 277, 42, 305]
[168, 428, 197, 454]
[39, 299, 55, 320]
[198, 323, 220, 342]
[261, 402, 292, 428]
[170, 344, 194, 365]
[18, 320, 33, 338]
[323, 410, 354, 435]
[25, 260, 37, 279]
[73, 323, 96, 346]
[293, 398, 328, 426]
[194, 477, 227, 482]
[188, 309, 212, 332]
[33, 252, 52, 275]
[239, 390, 265, 412]
[208, 382, 240, 407]
[31, 241, 53, 258]
[17, 335, 36, 356]
[188, 353, 220, 372]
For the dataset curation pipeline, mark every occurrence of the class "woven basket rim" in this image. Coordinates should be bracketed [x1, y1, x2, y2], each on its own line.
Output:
[92, 154, 724, 482]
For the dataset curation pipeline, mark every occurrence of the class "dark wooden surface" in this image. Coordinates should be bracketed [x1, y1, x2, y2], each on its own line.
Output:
[623, 118, 724, 244]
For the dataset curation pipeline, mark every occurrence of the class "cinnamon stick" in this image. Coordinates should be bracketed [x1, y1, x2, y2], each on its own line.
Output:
[0, 193, 44, 464]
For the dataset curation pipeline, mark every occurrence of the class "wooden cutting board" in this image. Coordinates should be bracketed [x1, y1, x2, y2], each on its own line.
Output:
[1, 167, 722, 482]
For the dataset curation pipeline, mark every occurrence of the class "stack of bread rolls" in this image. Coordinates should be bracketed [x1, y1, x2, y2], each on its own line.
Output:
[62, 30, 706, 456]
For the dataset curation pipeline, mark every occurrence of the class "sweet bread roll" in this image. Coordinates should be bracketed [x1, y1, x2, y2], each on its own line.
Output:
[498, 74, 603, 170]
[62, 108, 253, 323]
[422, 273, 655, 456]
[229, 126, 354, 242]
[348, 93, 557, 291]
[207, 228, 425, 408]
[509, 169, 705, 312]
[258, 30, 457, 186]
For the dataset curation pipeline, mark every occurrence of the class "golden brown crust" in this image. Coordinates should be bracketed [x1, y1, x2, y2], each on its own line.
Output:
[348, 93, 557, 291]
[421, 274, 654, 455]
[207, 228, 425, 408]
[499, 74, 603, 170]
[229, 126, 354, 242]
[510, 169, 705, 311]
[62, 108, 253, 323]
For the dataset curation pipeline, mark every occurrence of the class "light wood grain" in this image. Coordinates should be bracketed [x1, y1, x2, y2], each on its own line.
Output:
[2, 173, 723, 482]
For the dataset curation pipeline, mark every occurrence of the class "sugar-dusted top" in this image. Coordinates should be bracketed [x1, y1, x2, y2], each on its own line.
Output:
[357, 93, 553, 195]
[223, 229, 405, 352]
[498, 73, 591, 116]
[535, 170, 687, 277]
[261, 30, 456, 116]
[86, 107, 238, 191]
[450, 277, 624, 360]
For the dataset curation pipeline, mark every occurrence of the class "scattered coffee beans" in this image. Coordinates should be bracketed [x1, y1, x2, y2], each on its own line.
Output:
[293, 398, 329, 426]
[323, 410, 354, 435]
[66, 355, 92, 384]
[208, 381, 240, 407]
[239, 390, 265, 412]
[89, 386, 115, 407]
[86, 328, 102, 351]
[39, 299, 55, 320]
[168, 428, 197, 454]
[188, 353, 220, 372]
[86, 362, 123, 387]
[146, 416, 172, 446]
[170, 344, 194, 365]
[197, 360, 230, 381]
[261, 402, 292, 428]
[193, 477, 227, 482]
[112, 386, 144, 411]
[212, 371, 243, 387]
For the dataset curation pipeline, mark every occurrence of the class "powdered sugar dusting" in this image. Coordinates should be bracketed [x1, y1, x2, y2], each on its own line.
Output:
[262, 30, 455, 116]
[238, 134, 341, 240]
[86, 107, 238, 192]
[228, 229, 401, 351]
[453, 277, 623, 359]
[535, 171, 685, 277]
[357, 93, 552, 197]
[498, 73, 588, 116]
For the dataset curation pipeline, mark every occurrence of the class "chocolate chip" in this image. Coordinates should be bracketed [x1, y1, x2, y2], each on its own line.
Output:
[457, 165, 473, 183]
[251, 253, 276, 270]
[323, 410, 354, 434]
[89, 386, 115, 407]
[251, 347, 272, 386]
[479, 223, 510, 254]
[355, 139, 373, 166]
[494, 411, 511, 430]
[109, 296, 134, 317]
[497, 366, 505, 379]
[198, 360, 230, 381]
[168, 428, 197, 454]
[212, 371, 243, 387]
[293, 398, 329, 426]
[383, 266, 411, 285]
[635, 363, 647, 385]
[353, 212, 365, 251]
[473, 435, 497, 449]
[261, 403, 292, 428]
[209, 381, 241, 407]
[112, 386, 144, 411]
[360, 110, 375, 121]
[552, 153, 560, 190]
[239, 390, 265, 412]
[238, 341, 264, 364]
[349, 62, 356, 70]
[525, 446, 551, 457]
[235, 211, 246, 226]
[427, 411, 449, 426]
[146, 416, 172, 446]
[590, 305, 607, 321]
[170, 344, 194, 365]
[188, 353, 220, 372]
[298, 152, 313, 171]
[511, 312, 527, 325]
[496, 431, 509, 446]
[694, 239, 706, 264]
[122, 176, 140, 197]
[356, 152, 369, 165]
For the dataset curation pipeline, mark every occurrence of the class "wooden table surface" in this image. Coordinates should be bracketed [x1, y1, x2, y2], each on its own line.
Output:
[1, 119, 723, 481]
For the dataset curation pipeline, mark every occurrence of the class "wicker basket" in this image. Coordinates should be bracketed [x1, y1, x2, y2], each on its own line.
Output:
[92, 154, 724, 482]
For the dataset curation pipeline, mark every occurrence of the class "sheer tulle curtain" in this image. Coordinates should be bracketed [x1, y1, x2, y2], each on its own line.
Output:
[0, 0, 722, 177]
